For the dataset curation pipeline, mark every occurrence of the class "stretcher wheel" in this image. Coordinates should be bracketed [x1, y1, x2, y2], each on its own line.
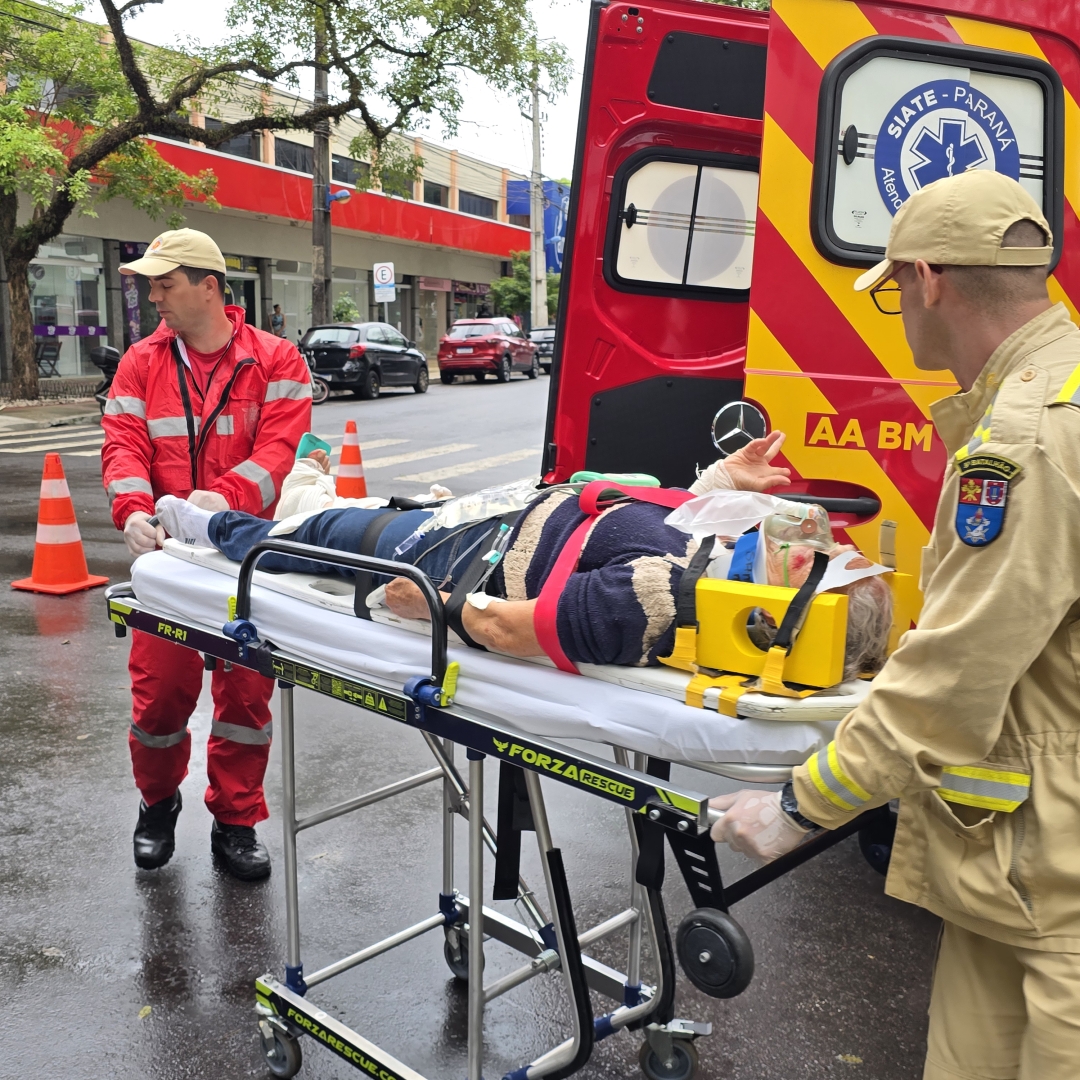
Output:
[638, 1037, 698, 1080]
[443, 926, 481, 981]
[858, 805, 898, 877]
[675, 908, 754, 999]
[261, 1025, 302, 1078]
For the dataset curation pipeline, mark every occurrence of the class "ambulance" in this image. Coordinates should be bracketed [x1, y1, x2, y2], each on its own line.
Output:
[544, 0, 1074, 634]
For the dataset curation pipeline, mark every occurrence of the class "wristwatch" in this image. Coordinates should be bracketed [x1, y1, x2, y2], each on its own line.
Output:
[780, 780, 816, 830]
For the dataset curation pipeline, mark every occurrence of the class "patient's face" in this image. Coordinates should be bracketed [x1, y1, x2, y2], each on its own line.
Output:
[762, 503, 871, 588]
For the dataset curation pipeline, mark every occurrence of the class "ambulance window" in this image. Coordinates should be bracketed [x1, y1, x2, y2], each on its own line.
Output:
[812, 39, 1062, 265]
[605, 150, 759, 299]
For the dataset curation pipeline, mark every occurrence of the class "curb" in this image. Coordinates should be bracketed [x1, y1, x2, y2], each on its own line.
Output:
[0, 409, 102, 434]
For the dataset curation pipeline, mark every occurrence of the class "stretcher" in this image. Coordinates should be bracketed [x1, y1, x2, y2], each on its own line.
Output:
[105, 538, 893, 1080]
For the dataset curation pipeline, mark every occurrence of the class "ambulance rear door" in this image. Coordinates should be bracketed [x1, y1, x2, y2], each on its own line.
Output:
[743, 0, 1073, 630]
[543, 0, 767, 486]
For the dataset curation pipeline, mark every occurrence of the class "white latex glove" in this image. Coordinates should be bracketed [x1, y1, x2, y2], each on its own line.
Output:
[187, 489, 230, 512]
[709, 789, 809, 865]
[123, 511, 164, 557]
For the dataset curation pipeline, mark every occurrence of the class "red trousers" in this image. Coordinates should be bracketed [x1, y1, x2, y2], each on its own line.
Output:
[128, 630, 274, 826]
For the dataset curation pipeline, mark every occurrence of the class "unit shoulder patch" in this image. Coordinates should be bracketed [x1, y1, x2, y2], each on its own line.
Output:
[954, 454, 1021, 547]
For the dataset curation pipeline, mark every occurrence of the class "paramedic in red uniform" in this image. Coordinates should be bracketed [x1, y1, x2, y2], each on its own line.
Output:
[101, 229, 311, 880]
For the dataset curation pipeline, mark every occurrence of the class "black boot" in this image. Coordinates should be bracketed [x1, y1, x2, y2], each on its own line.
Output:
[211, 820, 271, 881]
[133, 790, 182, 869]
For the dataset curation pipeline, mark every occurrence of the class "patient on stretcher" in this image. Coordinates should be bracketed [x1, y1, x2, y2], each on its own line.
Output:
[154, 432, 891, 677]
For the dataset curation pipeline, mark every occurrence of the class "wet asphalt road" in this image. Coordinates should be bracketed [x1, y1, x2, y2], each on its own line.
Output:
[0, 375, 939, 1080]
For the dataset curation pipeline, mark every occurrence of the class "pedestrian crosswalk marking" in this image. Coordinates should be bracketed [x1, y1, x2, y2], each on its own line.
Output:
[396, 448, 541, 483]
[0, 433, 106, 453]
[330, 443, 476, 476]
[329, 438, 407, 456]
[0, 426, 104, 448]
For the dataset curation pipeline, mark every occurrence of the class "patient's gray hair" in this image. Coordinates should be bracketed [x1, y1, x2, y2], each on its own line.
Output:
[747, 574, 893, 681]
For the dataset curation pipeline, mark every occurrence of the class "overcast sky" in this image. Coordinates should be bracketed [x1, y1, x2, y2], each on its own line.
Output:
[125, 0, 590, 182]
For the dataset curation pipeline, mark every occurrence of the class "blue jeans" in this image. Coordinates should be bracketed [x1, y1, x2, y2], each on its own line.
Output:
[207, 508, 499, 590]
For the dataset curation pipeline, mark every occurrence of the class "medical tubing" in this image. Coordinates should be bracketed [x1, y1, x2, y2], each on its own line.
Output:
[234, 538, 448, 684]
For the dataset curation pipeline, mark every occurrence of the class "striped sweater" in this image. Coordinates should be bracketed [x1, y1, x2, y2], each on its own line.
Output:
[493, 489, 697, 667]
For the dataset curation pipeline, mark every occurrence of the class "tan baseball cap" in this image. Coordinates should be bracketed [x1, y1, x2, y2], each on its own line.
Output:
[854, 171, 1053, 292]
[119, 228, 227, 277]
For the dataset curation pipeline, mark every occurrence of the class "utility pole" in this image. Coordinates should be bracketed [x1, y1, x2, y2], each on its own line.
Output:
[0, 248, 12, 384]
[311, 0, 331, 326]
[529, 74, 548, 331]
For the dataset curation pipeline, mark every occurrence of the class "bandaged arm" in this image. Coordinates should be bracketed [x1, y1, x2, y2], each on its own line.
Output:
[792, 419, 1080, 829]
[274, 457, 337, 520]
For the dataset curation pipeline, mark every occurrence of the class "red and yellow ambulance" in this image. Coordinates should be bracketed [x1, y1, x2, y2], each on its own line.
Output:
[545, 0, 1077, 635]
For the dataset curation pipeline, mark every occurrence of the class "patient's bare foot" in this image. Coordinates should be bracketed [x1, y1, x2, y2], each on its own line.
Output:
[307, 449, 331, 473]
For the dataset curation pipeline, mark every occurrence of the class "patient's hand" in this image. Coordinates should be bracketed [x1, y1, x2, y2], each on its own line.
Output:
[723, 431, 791, 492]
[385, 577, 438, 620]
[307, 449, 331, 474]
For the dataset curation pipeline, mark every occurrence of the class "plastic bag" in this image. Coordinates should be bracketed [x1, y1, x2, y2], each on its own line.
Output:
[664, 489, 787, 539]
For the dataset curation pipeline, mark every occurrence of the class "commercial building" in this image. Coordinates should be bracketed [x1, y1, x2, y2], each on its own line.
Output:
[9, 91, 532, 382]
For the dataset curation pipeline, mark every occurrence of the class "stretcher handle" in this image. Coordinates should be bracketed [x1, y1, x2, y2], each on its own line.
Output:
[234, 538, 448, 684]
[778, 494, 881, 517]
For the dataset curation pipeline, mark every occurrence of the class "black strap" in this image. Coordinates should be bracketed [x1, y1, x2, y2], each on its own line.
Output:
[673, 533, 716, 630]
[171, 339, 253, 492]
[352, 509, 404, 619]
[493, 763, 535, 901]
[444, 510, 522, 651]
[772, 549, 829, 653]
[172, 341, 200, 491]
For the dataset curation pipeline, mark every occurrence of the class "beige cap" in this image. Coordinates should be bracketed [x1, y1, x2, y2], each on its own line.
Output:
[119, 228, 226, 277]
[854, 171, 1052, 292]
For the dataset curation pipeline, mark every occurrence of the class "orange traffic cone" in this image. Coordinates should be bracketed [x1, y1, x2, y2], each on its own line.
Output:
[336, 420, 368, 498]
[12, 453, 109, 595]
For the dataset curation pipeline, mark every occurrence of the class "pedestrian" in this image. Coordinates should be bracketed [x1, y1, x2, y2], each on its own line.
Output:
[710, 170, 1080, 1078]
[271, 303, 286, 337]
[101, 228, 312, 880]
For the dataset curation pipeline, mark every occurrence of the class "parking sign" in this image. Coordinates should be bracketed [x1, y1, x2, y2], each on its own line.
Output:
[373, 261, 395, 303]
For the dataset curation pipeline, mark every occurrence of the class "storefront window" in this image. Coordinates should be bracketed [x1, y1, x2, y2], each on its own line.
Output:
[272, 262, 312, 344]
[29, 234, 107, 377]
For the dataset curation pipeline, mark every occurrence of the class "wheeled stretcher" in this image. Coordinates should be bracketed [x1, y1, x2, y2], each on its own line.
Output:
[105, 538, 893, 1080]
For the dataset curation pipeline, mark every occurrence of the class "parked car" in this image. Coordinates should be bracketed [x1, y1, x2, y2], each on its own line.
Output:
[299, 322, 429, 403]
[528, 325, 556, 374]
[437, 318, 539, 384]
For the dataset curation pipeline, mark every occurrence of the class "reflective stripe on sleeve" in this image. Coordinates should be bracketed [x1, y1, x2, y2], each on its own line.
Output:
[106, 476, 154, 503]
[954, 395, 995, 463]
[104, 396, 147, 418]
[264, 379, 312, 402]
[129, 720, 189, 749]
[1055, 361, 1080, 405]
[806, 741, 872, 812]
[230, 458, 276, 509]
[939, 766, 1030, 812]
[148, 415, 199, 439]
[210, 721, 273, 745]
[216, 414, 234, 435]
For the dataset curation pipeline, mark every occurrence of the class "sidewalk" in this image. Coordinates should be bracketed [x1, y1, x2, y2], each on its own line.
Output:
[0, 400, 102, 434]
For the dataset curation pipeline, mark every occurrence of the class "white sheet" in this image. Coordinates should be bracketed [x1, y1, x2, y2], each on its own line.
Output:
[129, 549, 840, 766]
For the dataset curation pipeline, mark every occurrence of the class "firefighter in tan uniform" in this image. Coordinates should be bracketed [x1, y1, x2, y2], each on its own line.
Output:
[711, 169, 1080, 1078]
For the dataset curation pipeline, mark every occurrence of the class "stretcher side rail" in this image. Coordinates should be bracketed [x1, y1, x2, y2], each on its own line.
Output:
[232, 537, 449, 687]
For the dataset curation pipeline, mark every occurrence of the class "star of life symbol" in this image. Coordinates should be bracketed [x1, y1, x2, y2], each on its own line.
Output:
[875, 79, 1021, 214]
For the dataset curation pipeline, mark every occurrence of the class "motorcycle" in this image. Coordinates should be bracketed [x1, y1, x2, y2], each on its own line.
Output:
[90, 344, 121, 415]
[302, 348, 330, 404]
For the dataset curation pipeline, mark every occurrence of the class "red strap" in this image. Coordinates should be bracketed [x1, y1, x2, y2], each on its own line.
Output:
[533, 484, 697, 674]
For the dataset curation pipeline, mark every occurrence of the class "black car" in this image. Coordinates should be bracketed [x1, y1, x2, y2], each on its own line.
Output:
[528, 325, 555, 374]
[299, 322, 429, 403]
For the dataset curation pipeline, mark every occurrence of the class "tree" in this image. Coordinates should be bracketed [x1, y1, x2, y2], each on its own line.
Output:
[490, 249, 559, 324]
[331, 292, 360, 322]
[1, 0, 569, 399]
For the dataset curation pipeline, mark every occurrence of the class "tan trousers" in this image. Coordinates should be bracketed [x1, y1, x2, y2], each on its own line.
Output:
[923, 922, 1080, 1079]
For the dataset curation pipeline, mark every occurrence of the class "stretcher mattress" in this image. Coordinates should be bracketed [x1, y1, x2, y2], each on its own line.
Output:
[130, 547, 845, 766]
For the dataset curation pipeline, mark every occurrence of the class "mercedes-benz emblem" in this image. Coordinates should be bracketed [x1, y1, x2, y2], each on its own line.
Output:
[711, 400, 767, 458]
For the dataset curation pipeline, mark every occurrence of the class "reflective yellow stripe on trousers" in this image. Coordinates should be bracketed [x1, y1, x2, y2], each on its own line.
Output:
[939, 766, 1030, 812]
[806, 741, 872, 812]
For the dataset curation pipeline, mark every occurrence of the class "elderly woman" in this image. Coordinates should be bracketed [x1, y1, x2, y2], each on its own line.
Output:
[153, 433, 890, 676]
